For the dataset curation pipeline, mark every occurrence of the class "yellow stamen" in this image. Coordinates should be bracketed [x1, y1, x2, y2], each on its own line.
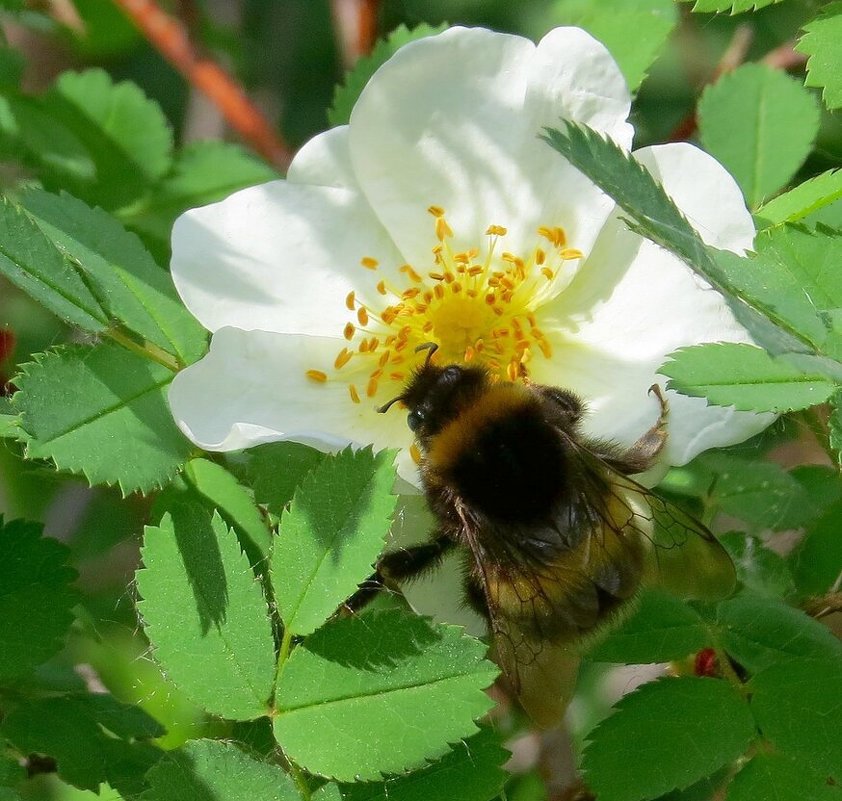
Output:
[334, 348, 352, 369]
[306, 369, 327, 383]
[345, 291, 356, 310]
[349, 384, 360, 404]
[343, 322, 355, 340]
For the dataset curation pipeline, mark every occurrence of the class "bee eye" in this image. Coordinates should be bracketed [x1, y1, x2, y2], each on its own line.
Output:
[407, 409, 425, 432]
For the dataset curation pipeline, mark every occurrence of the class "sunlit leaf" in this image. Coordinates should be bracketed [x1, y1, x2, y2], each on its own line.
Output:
[13, 344, 192, 494]
[797, 3, 842, 111]
[142, 739, 298, 801]
[273, 611, 497, 781]
[273, 446, 397, 636]
[137, 507, 276, 721]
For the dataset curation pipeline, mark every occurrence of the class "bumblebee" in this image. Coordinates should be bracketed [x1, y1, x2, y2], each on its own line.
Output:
[362, 344, 735, 726]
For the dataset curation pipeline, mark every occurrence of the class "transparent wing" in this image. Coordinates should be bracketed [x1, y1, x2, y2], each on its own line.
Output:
[569, 438, 737, 602]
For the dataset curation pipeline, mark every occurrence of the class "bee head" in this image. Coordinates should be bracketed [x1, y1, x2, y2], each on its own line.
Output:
[377, 344, 489, 441]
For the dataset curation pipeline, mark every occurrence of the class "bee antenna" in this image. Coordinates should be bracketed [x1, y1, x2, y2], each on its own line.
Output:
[376, 395, 405, 414]
[414, 341, 439, 367]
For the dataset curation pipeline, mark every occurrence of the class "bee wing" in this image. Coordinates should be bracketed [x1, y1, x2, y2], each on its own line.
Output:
[570, 439, 737, 602]
[637, 486, 736, 600]
[491, 615, 580, 730]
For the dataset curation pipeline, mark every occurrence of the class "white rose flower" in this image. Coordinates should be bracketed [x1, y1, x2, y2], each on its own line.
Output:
[168, 26, 771, 483]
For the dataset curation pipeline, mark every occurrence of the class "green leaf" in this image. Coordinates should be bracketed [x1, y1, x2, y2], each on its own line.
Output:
[715, 594, 842, 672]
[698, 64, 819, 207]
[42, 69, 173, 209]
[246, 441, 327, 515]
[0, 411, 23, 440]
[1, 695, 163, 793]
[582, 677, 755, 801]
[719, 533, 795, 599]
[0, 749, 26, 786]
[339, 727, 509, 801]
[273, 610, 497, 781]
[731, 225, 842, 351]
[141, 739, 298, 801]
[756, 169, 842, 227]
[137, 506, 276, 720]
[749, 659, 842, 778]
[0, 517, 78, 681]
[13, 344, 193, 494]
[662, 343, 835, 413]
[19, 189, 207, 366]
[550, 0, 677, 91]
[180, 458, 273, 565]
[588, 589, 709, 664]
[796, 3, 842, 111]
[727, 752, 840, 801]
[830, 388, 842, 468]
[540, 121, 810, 358]
[684, 0, 784, 11]
[700, 452, 813, 531]
[789, 500, 842, 598]
[328, 24, 447, 127]
[273, 446, 397, 636]
[0, 94, 95, 181]
[0, 196, 106, 331]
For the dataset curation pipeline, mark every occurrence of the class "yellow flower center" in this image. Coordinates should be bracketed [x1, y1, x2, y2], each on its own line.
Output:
[306, 207, 584, 407]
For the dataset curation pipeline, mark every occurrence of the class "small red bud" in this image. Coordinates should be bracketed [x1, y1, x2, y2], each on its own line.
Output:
[694, 647, 719, 677]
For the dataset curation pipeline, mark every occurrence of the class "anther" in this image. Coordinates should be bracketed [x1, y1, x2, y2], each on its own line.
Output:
[349, 384, 361, 403]
[361, 256, 379, 270]
[345, 291, 356, 310]
[334, 348, 353, 369]
[343, 322, 355, 340]
[357, 307, 369, 326]
[306, 369, 328, 383]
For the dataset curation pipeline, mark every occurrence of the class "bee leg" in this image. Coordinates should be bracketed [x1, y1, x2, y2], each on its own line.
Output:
[343, 535, 456, 613]
[604, 383, 669, 474]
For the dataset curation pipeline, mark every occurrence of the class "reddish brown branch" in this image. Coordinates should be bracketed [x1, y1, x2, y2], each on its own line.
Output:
[331, 0, 380, 67]
[113, 0, 292, 170]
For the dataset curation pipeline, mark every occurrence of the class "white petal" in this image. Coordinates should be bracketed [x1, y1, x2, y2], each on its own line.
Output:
[633, 143, 755, 253]
[349, 26, 631, 270]
[168, 327, 417, 474]
[286, 125, 357, 189]
[170, 180, 402, 336]
[534, 215, 772, 465]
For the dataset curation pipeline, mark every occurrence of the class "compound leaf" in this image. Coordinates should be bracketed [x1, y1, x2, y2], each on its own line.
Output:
[273, 446, 397, 636]
[141, 739, 297, 801]
[13, 343, 192, 494]
[137, 506, 276, 721]
[273, 611, 497, 781]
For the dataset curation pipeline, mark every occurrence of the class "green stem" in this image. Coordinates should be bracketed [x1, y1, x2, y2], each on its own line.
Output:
[289, 761, 311, 800]
[106, 328, 181, 372]
[274, 626, 294, 691]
